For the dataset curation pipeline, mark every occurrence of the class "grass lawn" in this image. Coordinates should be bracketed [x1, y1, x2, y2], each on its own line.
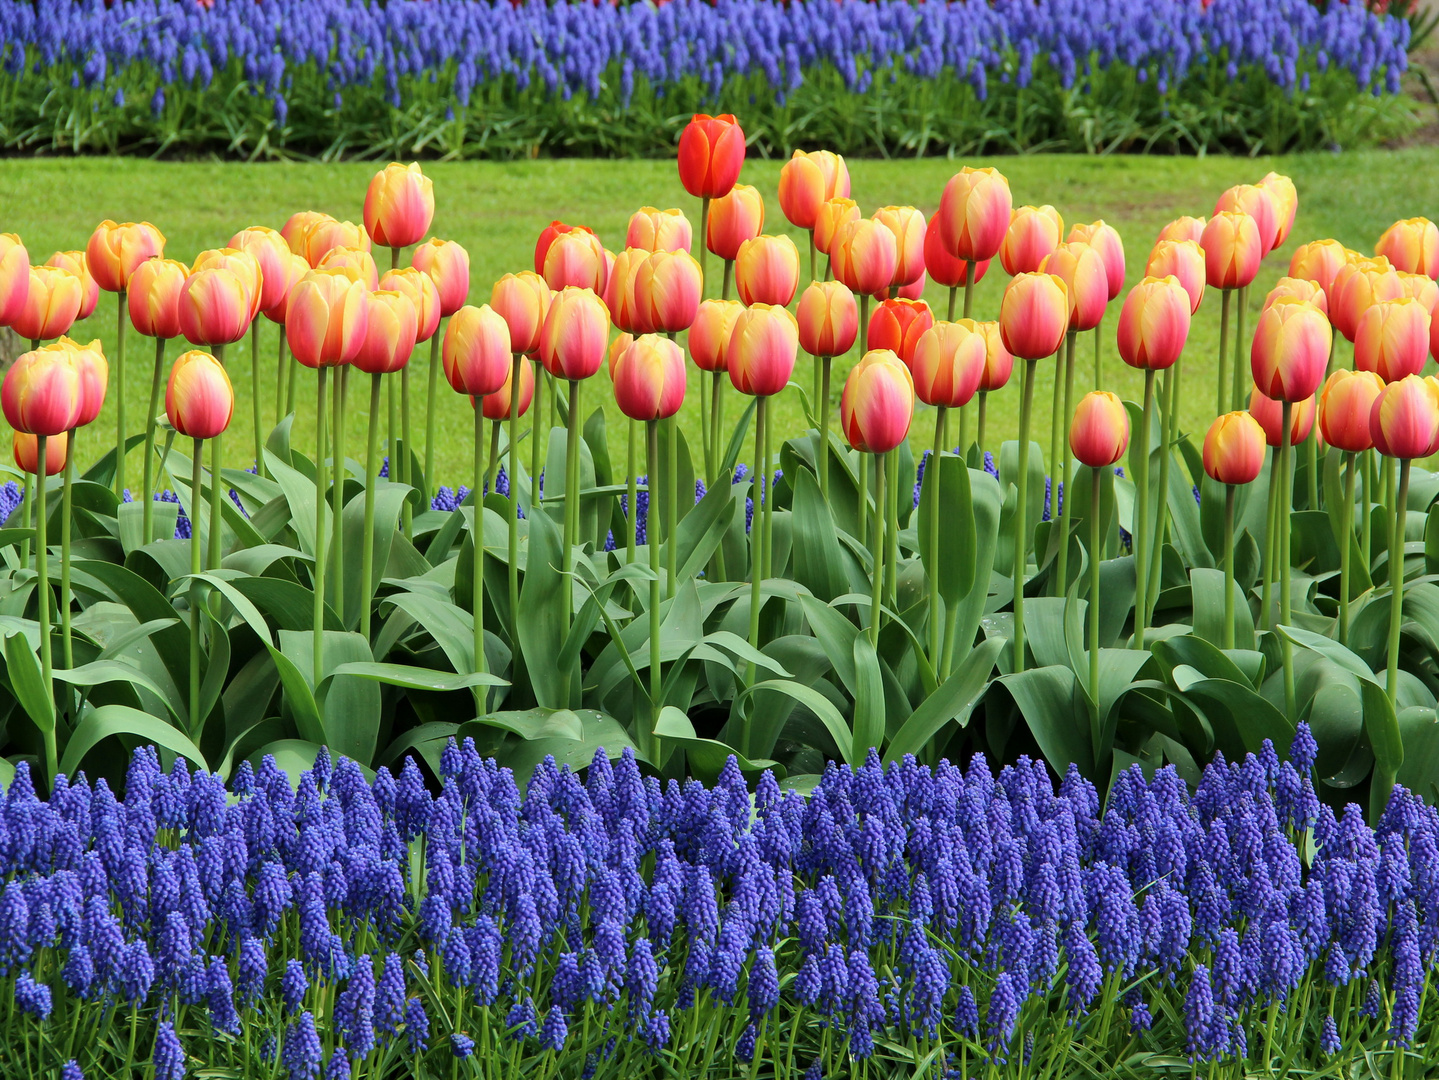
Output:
[3, 150, 1438, 491]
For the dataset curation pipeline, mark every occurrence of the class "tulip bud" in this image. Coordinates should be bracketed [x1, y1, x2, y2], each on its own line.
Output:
[1354, 297, 1432, 383]
[832, 218, 898, 299]
[706, 184, 765, 263]
[13, 430, 66, 477]
[1398, 271, 1439, 313]
[1371, 374, 1439, 459]
[443, 304, 511, 396]
[840, 349, 914, 455]
[867, 298, 933, 366]
[1201, 211, 1263, 290]
[1376, 217, 1439, 278]
[1040, 242, 1108, 332]
[976, 321, 1014, 391]
[911, 320, 987, 408]
[1203, 410, 1267, 484]
[127, 258, 190, 340]
[488, 271, 550, 355]
[726, 304, 799, 397]
[873, 206, 927, 288]
[894, 272, 926, 302]
[1116, 275, 1191, 372]
[86, 220, 165, 293]
[924, 210, 989, 289]
[280, 211, 332, 255]
[677, 113, 746, 200]
[228, 226, 294, 313]
[191, 247, 264, 320]
[626, 207, 693, 254]
[61, 338, 108, 428]
[379, 267, 442, 343]
[363, 162, 435, 250]
[2, 348, 82, 436]
[778, 150, 850, 232]
[1330, 257, 1404, 343]
[354, 290, 419, 376]
[46, 251, 98, 320]
[999, 205, 1063, 278]
[613, 335, 687, 422]
[1145, 239, 1206, 314]
[1257, 172, 1298, 247]
[796, 281, 858, 358]
[479, 354, 535, 421]
[541, 228, 608, 294]
[1248, 386, 1316, 449]
[1214, 184, 1280, 254]
[689, 299, 744, 372]
[11, 265, 83, 343]
[1251, 297, 1331, 403]
[635, 250, 703, 334]
[285, 269, 370, 369]
[301, 218, 369, 268]
[1069, 391, 1130, 468]
[607, 331, 634, 380]
[999, 273, 1069, 360]
[0, 234, 30, 327]
[1157, 216, 1206, 246]
[411, 238, 470, 318]
[734, 235, 800, 308]
[938, 166, 1012, 263]
[1318, 369, 1384, 454]
[604, 249, 648, 335]
[815, 198, 860, 258]
[539, 287, 610, 382]
[317, 246, 380, 292]
[1262, 276, 1327, 316]
[1069, 221, 1126, 300]
[1287, 238, 1349, 298]
[179, 267, 253, 347]
[261, 253, 312, 326]
[165, 350, 234, 440]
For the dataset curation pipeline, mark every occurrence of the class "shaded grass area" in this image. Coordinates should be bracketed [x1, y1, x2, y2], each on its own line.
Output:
[2, 150, 1437, 490]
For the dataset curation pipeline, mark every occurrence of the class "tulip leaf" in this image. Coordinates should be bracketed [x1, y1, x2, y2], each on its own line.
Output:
[916, 452, 976, 607]
[60, 704, 206, 781]
[885, 636, 1002, 764]
[3, 631, 52, 733]
[654, 707, 782, 783]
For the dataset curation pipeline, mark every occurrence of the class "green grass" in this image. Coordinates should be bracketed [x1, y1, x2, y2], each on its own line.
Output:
[3, 150, 1438, 492]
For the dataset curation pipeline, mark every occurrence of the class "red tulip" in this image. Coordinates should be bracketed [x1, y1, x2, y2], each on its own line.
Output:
[706, 184, 765, 263]
[1145, 239, 1206, 314]
[364, 162, 435, 250]
[726, 304, 799, 397]
[924, 210, 989, 289]
[1248, 387, 1315, 448]
[910, 320, 987, 408]
[999, 205, 1063, 278]
[1070, 391, 1130, 468]
[677, 114, 745, 200]
[443, 304, 511, 396]
[938, 166, 1012, 263]
[1371, 374, 1439, 459]
[999, 273, 1069, 360]
[796, 281, 858, 358]
[866, 298, 933, 366]
[354, 290, 419, 375]
[1069, 220, 1126, 300]
[13, 430, 66, 477]
[613, 334, 687, 421]
[380, 267, 442, 344]
[538, 287, 610, 382]
[489, 271, 551, 355]
[85, 220, 165, 293]
[778, 150, 850, 231]
[479, 354, 535, 421]
[735, 236, 800, 308]
[841, 349, 914, 454]
[45, 251, 98, 321]
[285, 269, 370, 368]
[1318, 369, 1384, 454]
[1354, 297, 1432, 383]
[165, 350, 234, 440]
[11, 265, 83, 343]
[3, 348, 82, 436]
[411, 238, 471, 317]
[689, 299, 744, 372]
[626, 207, 693, 254]
[1203, 410, 1267, 483]
[1039, 241, 1108, 332]
[1116, 275, 1191, 372]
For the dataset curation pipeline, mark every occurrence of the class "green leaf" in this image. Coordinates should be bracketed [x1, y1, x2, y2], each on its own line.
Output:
[999, 665, 1093, 778]
[515, 485, 570, 709]
[797, 595, 859, 696]
[1183, 677, 1295, 760]
[1361, 676, 1404, 787]
[885, 636, 1002, 763]
[328, 662, 505, 693]
[851, 636, 885, 764]
[497, 710, 648, 786]
[3, 631, 52, 732]
[654, 707, 781, 783]
[54, 659, 177, 717]
[790, 468, 848, 603]
[381, 591, 476, 676]
[738, 679, 852, 766]
[657, 418, 696, 530]
[1190, 567, 1256, 651]
[340, 482, 410, 632]
[917, 452, 977, 606]
[462, 708, 583, 742]
[60, 705, 206, 780]
[1397, 707, 1439, 804]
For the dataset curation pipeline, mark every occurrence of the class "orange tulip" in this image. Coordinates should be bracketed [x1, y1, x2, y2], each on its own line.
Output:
[706, 184, 765, 263]
[841, 349, 914, 454]
[11, 265, 83, 343]
[191, 247, 264, 320]
[1069, 221, 1126, 300]
[165, 350, 234, 440]
[1288, 238, 1349, 298]
[363, 162, 435, 250]
[1040, 242, 1108, 332]
[126, 258, 189, 340]
[489, 271, 550, 355]
[1201, 211, 1263, 290]
[999, 272, 1069, 360]
[45, 251, 98, 320]
[541, 228, 608, 294]
[0, 234, 30, 327]
[1203, 410, 1267, 483]
[1249, 387, 1316, 449]
[866, 298, 933, 365]
[778, 150, 851, 231]
[317, 246, 380, 292]
[831, 218, 898, 299]
[1251, 297, 1331, 403]
[1257, 172, 1298, 247]
[300, 218, 369, 268]
[1376, 217, 1439, 278]
[796, 281, 858, 358]
[2, 348, 83, 436]
[1262, 276, 1328, 316]
[814, 198, 860, 259]
[689, 299, 744, 372]
[910, 320, 987, 408]
[353, 290, 418, 375]
[1145, 239, 1206, 314]
[63, 338, 108, 427]
[228, 226, 294, 313]
[873, 205, 927, 287]
[1214, 184, 1279, 255]
[1354, 297, 1432, 383]
[924, 210, 989, 289]
[998, 205, 1062, 278]
[280, 211, 332, 255]
[626, 207, 693, 254]
[735, 235, 800, 308]
[443, 304, 511, 395]
[976, 321, 1014, 391]
[1370, 374, 1439, 459]
[613, 334, 687, 422]
[179, 267, 253, 347]
[13, 430, 67, 477]
[1318, 369, 1384, 454]
[1116, 275, 1191, 372]
[538, 287, 610, 382]
[284, 269, 370, 368]
[479, 354, 535, 421]
[379, 267, 442, 343]
[604, 248, 649, 335]
[677, 114, 746, 200]
[1330, 257, 1404, 343]
[1070, 391, 1130, 468]
[411, 238, 471, 317]
[85, 220, 165, 293]
[725, 304, 799, 397]
[1157, 216, 1206, 247]
[634, 250, 703, 334]
[260, 253, 312, 326]
[938, 166, 1012, 263]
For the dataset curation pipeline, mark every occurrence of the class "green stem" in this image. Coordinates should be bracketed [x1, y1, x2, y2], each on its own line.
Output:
[114, 290, 127, 498]
[1260, 446, 1280, 631]
[977, 391, 988, 454]
[361, 373, 382, 644]
[1132, 369, 1155, 650]
[425, 330, 441, 506]
[1280, 399, 1296, 722]
[818, 356, 832, 502]
[1089, 467, 1102, 705]
[1092, 318, 1103, 390]
[1147, 361, 1177, 618]
[313, 366, 329, 688]
[928, 408, 946, 667]
[1388, 457, 1412, 705]
[947, 285, 957, 322]
[1014, 356, 1039, 673]
[35, 435, 53, 787]
[956, 398, 967, 456]
[1363, 448, 1374, 571]
[1055, 329, 1077, 597]
[763, 393, 774, 583]
[473, 401, 487, 679]
[647, 419, 662, 764]
[18, 473, 29, 565]
[286, 333, 299, 418]
[745, 397, 768, 694]
[564, 378, 582, 634]
[251, 321, 265, 479]
[189, 438, 205, 739]
[700, 361, 713, 489]
[626, 418, 637, 561]
[1231, 285, 1248, 412]
[666, 411, 678, 596]
[710, 370, 728, 581]
[508, 354, 523, 650]
[331, 365, 348, 626]
[1341, 451, 1356, 646]
[857, 453, 867, 548]
[207, 342, 227, 571]
[142, 336, 165, 544]
[885, 442, 899, 604]
[1047, 348, 1064, 518]
[722, 259, 734, 302]
[962, 262, 974, 319]
[1305, 414, 1320, 511]
[1223, 484, 1237, 651]
[486, 418, 501, 496]
[531, 360, 545, 507]
[401, 362, 413, 536]
[275, 329, 289, 426]
[60, 427, 74, 673]
[1216, 288, 1231, 419]
[869, 450, 887, 647]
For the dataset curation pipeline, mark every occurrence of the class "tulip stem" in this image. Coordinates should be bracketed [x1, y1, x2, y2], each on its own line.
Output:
[700, 363, 714, 487]
[275, 332, 289, 426]
[666, 416, 678, 596]
[977, 391, 988, 457]
[1089, 467, 1103, 708]
[1055, 329, 1077, 597]
[711, 370, 729, 582]
[332, 365, 348, 626]
[869, 450, 886, 648]
[1230, 285, 1249, 412]
[626, 419, 638, 561]
[1363, 448, 1374, 571]
[1260, 446, 1280, 632]
[474, 402, 488, 683]
[947, 286, 957, 323]
[208, 343, 226, 572]
[927, 411, 946, 667]
[314, 367, 329, 689]
[885, 445, 899, 604]
[251, 322, 265, 480]
[1147, 362, 1176, 619]
[857, 454, 867, 548]
[401, 363, 414, 537]
[60, 427, 74, 674]
[1047, 347, 1064, 530]
[1132, 368, 1155, 650]
[531, 360, 545, 507]
[808, 229, 818, 287]
[34, 435, 53, 786]
[1216, 288, 1231, 420]
[425, 330, 441, 509]
[818, 357, 832, 502]
[361, 373, 382, 644]
[762, 396, 774, 583]
[1305, 420, 1320, 512]
[18, 473, 29, 565]
[142, 336, 165, 545]
[507, 354, 523, 653]
[647, 418, 663, 764]
[1014, 357, 1039, 673]
[286, 336, 299, 419]
[486, 420, 501, 505]
[565, 379, 582, 635]
[1340, 451, 1356, 647]
[189, 437, 205, 741]
[722, 261, 734, 303]
[699, 197, 711, 298]
[1387, 457, 1412, 705]
[962, 262, 974, 320]
[746, 396, 767, 690]
[115, 289, 128, 498]
[1092, 319, 1103, 390]
[1223, 484, 1237, 651]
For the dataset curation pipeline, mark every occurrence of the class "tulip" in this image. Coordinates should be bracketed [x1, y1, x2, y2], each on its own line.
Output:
[1252, 298, 1331, 403]
[1070, 220, 1126, 302]
[13, 430, 66, 477]
[12, 265, 82, 345]
[1288, 238, 1350, 298]
[300, 218, 369, 268]
[317, 246, 380, 292]
[262, 252, 310, 422]
[1202, 210, 1264, 415]
[1145, 240, 1206, 315]
[911, 319, 986, 411]
[866, 297, 933, 368]
[128, 258, 189, 341]
[939, 166, 1012, 264]
[620, 206, 690, 255]
[797, 280, 860, 497]
[706, 184, 766, 278]
[1355, 298, 1432, 383]
[1318, 369, 1384, 646]
[815, 198, 860, 260]
[412, 238, 471, 317]
[690, 297, 745, 488]
[924, 211, 989, 317]
[1397, 271, 1439, 312]
[1330, 258, 1405, 343]
[381, 268, 441, 343]
[282, 270, 366, 369]
[1215, 184, 1280, 255]
[364, 162, 435, 252]
[677, 113, 745, 200]
[842, 349, 915, 455]
[603, 248, 647, 335]
[972, 320, 1013, 454]
[1000, 206, 1063, 278]
[61, 340, 106, 430]
[443, 304, 512, 396]
[734, 235, 800, 309]
[1117, 276, 1191, 372]
[541, 228, 608, 294]
[1201, 409, 1266, 649]
[0, 234, 30, 327]
[1157, 216, 1206, 247]
[487, 271, 548, 357]
[832, 218, 899, 309]
[873, 206, 927, 290]
[1263, 276, 1328, 316]
[1248, 387, 1316, 449]
[228, 227, 293, 313]
[778, 150, 850, 234]
[726, 304, 799, 399]
[45, 251, 98, 321]
[280, 211, 331, 254]
[1258, 173, 1299, 247]
[478, 352, 535, 427]
[180, 267, 253, 349]
[895, 272, 927, 302]
[1376, 217, 1439, 278]
[209, 237, 279, 479]
[635, 247, 704, 335]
